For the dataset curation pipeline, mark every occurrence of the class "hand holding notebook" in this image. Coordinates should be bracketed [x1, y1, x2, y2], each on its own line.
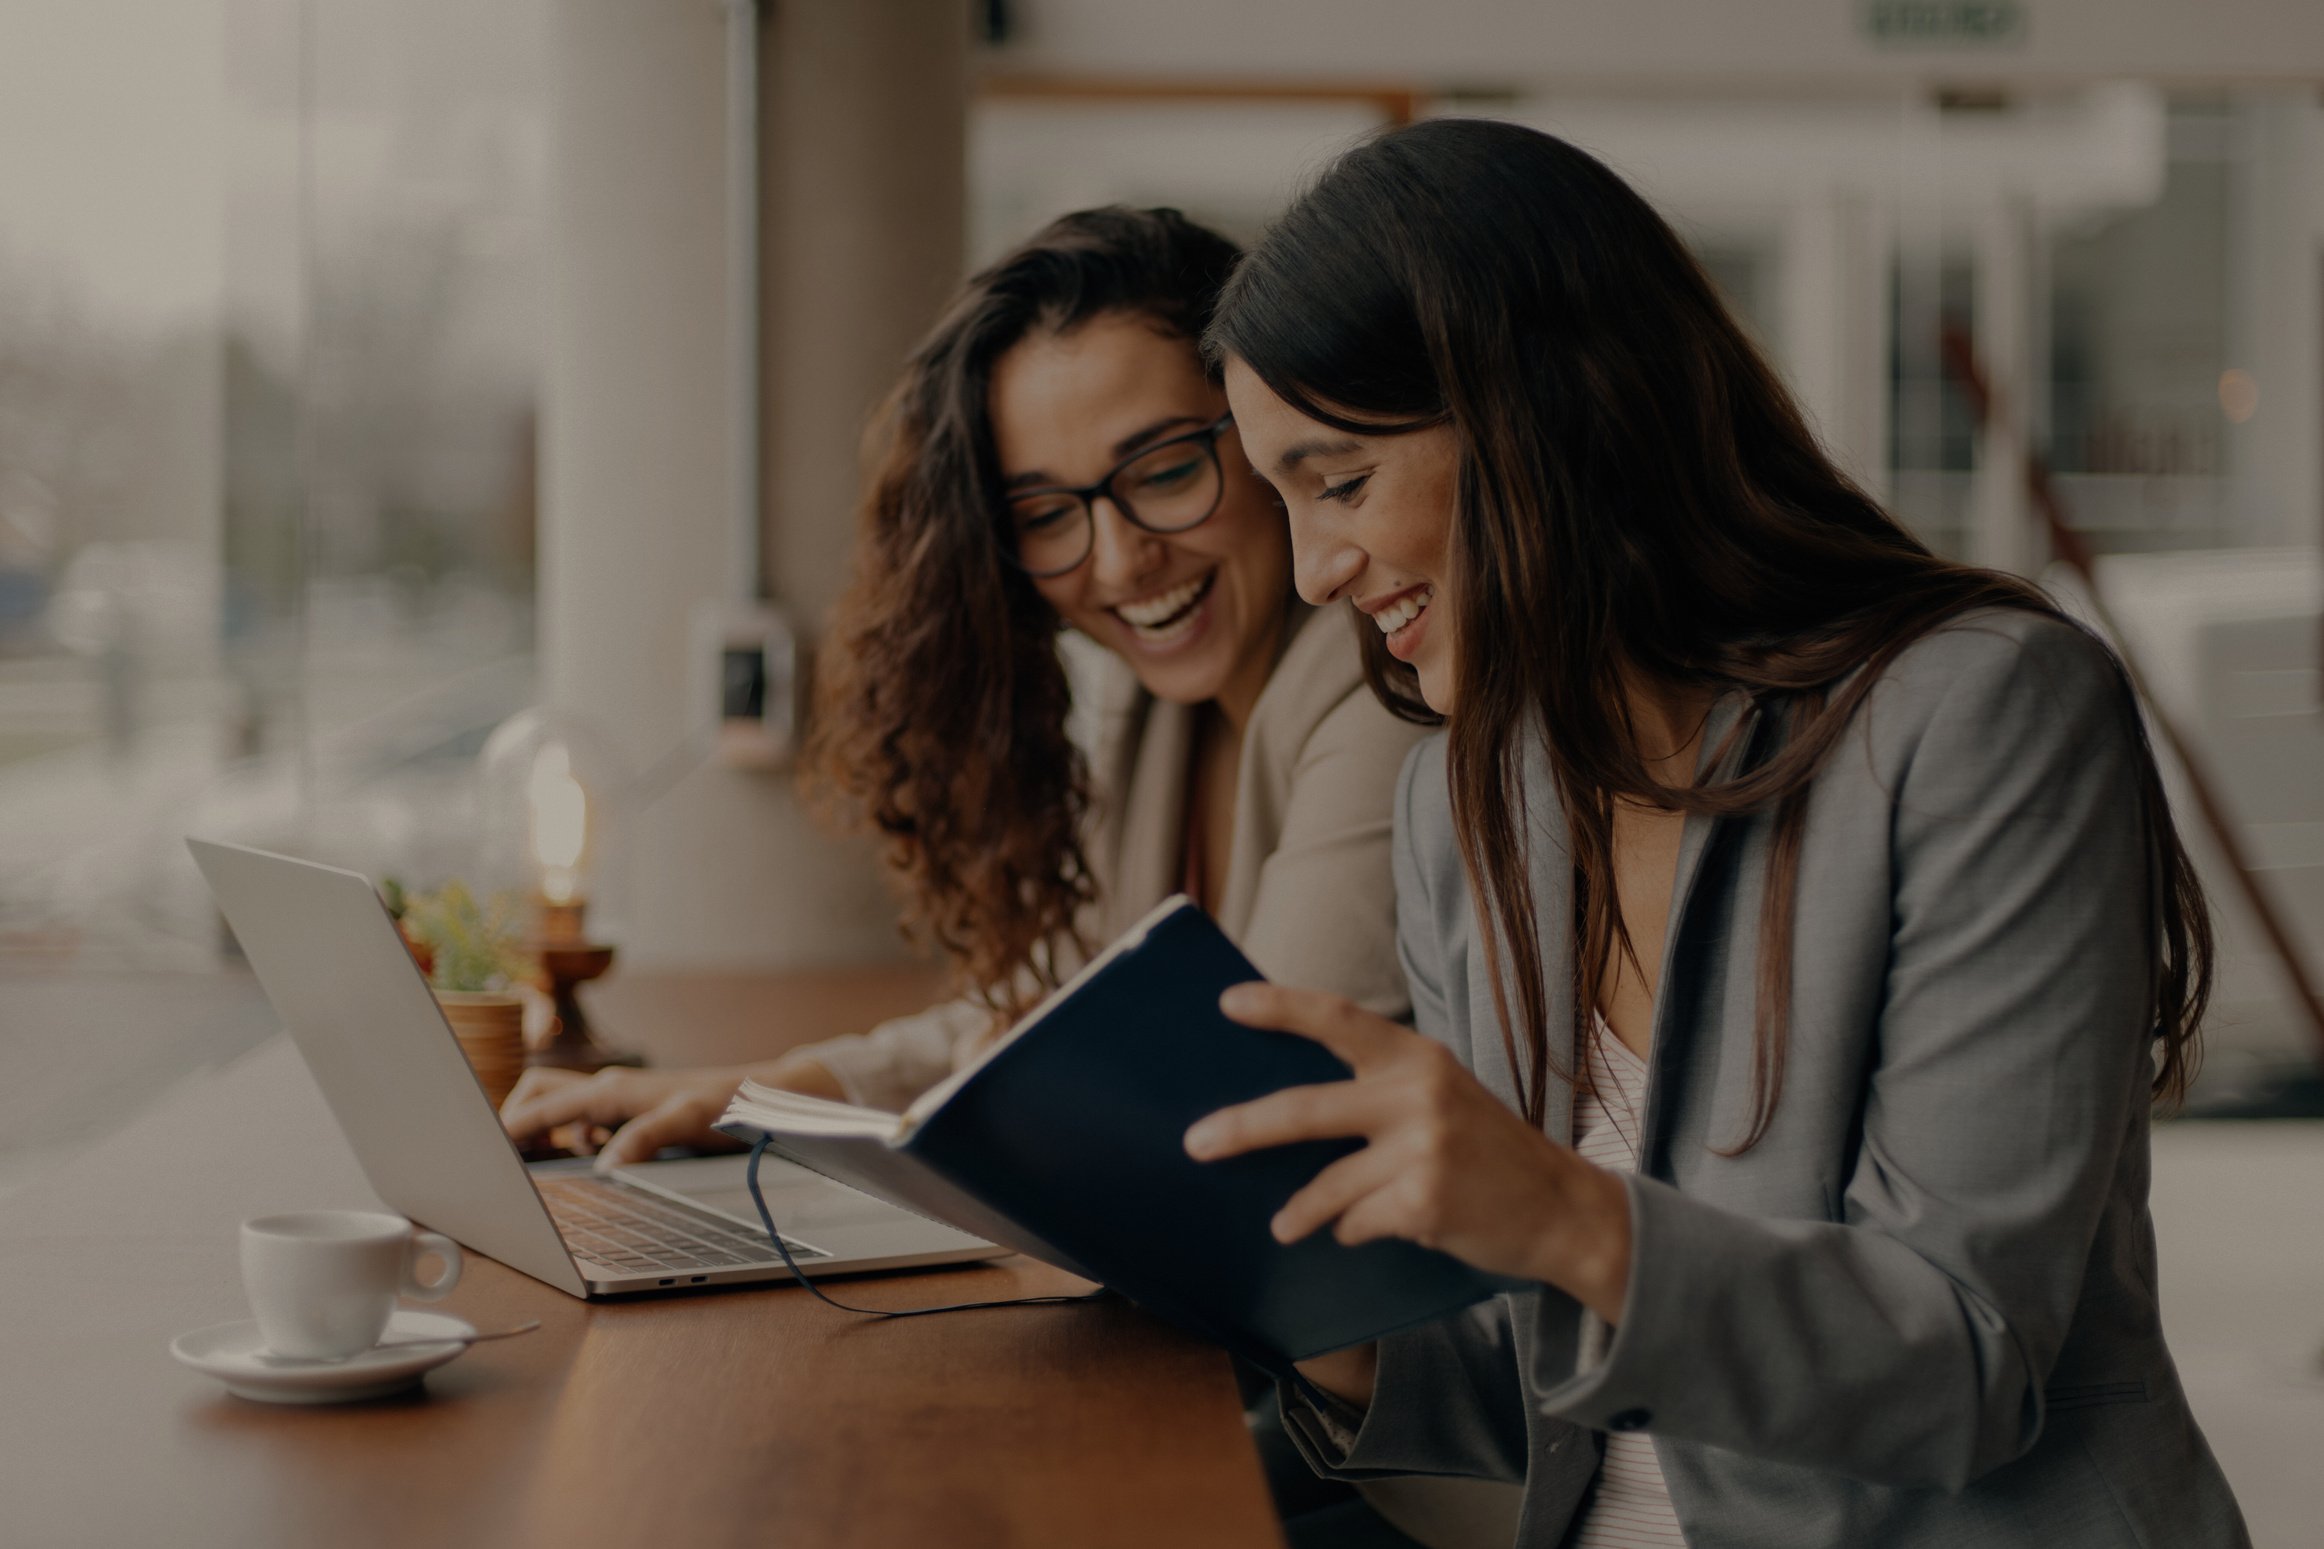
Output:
[716, 896, 1515, 1367]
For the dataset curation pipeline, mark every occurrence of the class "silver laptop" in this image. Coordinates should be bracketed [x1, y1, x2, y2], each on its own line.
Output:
[188, 838, 999, 1296]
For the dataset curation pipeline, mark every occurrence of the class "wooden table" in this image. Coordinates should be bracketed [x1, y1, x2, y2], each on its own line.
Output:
[0, 964, 1285, 1548]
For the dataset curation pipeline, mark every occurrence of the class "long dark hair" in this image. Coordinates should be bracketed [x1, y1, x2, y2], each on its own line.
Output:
[1209, 119, 2209, 1143]
[806, 207, 1242, 1021]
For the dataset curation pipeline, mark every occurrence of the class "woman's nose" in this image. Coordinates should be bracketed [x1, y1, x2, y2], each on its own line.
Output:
[1088, 499, 1162, 589]
[1287, 505, 1364, 605]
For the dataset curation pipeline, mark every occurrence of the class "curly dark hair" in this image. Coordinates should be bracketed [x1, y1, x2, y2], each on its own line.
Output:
[804, 207, 1243, 1021]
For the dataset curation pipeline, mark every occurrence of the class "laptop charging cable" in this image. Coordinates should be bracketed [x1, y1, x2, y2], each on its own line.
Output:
[743, 1135, 1106, 1319]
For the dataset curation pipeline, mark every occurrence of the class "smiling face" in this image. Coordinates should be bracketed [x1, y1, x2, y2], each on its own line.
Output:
[988, 312, 1292, 725]
[1222, 358, 1462, 713]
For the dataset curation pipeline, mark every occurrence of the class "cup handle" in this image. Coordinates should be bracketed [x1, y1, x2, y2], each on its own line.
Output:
[401, 1230, 463, 1302]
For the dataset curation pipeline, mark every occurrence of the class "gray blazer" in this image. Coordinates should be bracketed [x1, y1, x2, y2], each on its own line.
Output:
[1284, 610, 2249, 1548]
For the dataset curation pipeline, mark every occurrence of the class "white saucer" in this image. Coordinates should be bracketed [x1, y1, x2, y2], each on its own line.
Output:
[170, 1309, 476, 1405]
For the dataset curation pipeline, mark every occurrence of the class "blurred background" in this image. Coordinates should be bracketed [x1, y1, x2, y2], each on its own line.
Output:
[1, 0, 2319, 1533]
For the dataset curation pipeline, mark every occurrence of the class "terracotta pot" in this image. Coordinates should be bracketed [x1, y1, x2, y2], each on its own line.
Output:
[435, 991, 526, 1109]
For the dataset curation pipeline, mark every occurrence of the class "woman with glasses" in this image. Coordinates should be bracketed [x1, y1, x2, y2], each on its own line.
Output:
[505, 204, 1511, 1548]
[1186, 120, 2246, 1547]
[501, 204, 1430, 1173]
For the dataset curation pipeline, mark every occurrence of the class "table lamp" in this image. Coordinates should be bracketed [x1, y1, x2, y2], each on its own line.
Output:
[477, 707, 642, 1073]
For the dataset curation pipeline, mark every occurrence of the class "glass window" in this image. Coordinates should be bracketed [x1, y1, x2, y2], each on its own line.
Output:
[0, 0, 545, 1186]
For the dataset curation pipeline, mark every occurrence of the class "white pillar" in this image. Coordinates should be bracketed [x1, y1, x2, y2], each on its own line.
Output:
[541, 0, 964, 968]
[540, 0, 728, 746]
[2229, 90, 2324, 552]
[1778, 188, 1891, 498]
[1968, 196, 2041, 575]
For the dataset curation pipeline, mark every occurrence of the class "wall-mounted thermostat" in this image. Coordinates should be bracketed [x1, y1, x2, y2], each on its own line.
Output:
[692, 601, 800, 770]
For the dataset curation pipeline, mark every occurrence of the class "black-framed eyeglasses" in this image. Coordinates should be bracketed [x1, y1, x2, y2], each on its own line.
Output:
[1001, 413, 1236, 578]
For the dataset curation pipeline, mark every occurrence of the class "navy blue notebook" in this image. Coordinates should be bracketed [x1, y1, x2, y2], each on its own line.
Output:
[714, 896, 1515, 1365]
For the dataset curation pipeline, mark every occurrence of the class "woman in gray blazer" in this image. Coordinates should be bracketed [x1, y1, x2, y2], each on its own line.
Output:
[1191, 119, 2250, 1547]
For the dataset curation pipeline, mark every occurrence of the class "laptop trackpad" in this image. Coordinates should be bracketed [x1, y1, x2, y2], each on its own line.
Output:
[609, 1152, 883, 1235]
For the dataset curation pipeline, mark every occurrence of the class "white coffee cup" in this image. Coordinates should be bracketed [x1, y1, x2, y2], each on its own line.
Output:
[240, 1211, 463, 1360]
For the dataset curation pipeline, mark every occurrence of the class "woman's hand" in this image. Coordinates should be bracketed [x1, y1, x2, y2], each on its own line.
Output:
[499, 1065, 747, 1168]
[499, 1050, 849, 1169]
[1184, 983, 1634, 1325]
[500, 1054, 855, 1167]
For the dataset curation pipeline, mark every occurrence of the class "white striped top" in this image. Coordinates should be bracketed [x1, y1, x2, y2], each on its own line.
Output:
[1568, 1019, 1690, 1549]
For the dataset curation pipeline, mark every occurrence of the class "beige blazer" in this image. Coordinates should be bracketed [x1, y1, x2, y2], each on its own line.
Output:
[798, 604, 1430, 1112]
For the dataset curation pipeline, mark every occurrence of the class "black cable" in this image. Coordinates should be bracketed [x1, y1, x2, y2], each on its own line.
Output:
[746, 1140, 1351, 1419]
[743, 1134, 1106, 1319]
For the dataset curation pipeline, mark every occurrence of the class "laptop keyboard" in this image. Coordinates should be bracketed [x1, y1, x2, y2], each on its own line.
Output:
[536, 1174, 830, 1277]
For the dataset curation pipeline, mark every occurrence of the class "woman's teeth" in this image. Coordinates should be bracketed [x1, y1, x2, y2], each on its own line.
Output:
[1114, 573, 1214, 640]
[1373, 586, 1433, 635]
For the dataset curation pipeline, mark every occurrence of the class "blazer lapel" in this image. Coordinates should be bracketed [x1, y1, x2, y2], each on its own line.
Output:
[1103, 695, 1196, 941]
[1507, 706, 1755, 1154]
[1511, 731, 1581, 1147]
[1636, 693, 1768, 1175]
[1212, 603, 1324, 941]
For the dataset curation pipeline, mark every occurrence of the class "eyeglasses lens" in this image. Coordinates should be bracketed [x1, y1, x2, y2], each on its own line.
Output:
[1006, 432, 1224, 578]
[1115, 439, 1222, 533]
[1008, 493, 1089, 578]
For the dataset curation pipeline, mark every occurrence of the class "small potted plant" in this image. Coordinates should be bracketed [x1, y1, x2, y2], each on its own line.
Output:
[380, 877, 433, 979]
[395, 881, 536, 1106]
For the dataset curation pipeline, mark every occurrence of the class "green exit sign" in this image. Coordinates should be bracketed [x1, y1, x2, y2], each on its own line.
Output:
[1863, 0, 2028, 47]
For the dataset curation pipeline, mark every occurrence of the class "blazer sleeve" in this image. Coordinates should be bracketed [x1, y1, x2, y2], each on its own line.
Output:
[1235, 688, 1425, 1022]
[1277, 738, 1534, 1485]
[1520, 620, 2161, 1491]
